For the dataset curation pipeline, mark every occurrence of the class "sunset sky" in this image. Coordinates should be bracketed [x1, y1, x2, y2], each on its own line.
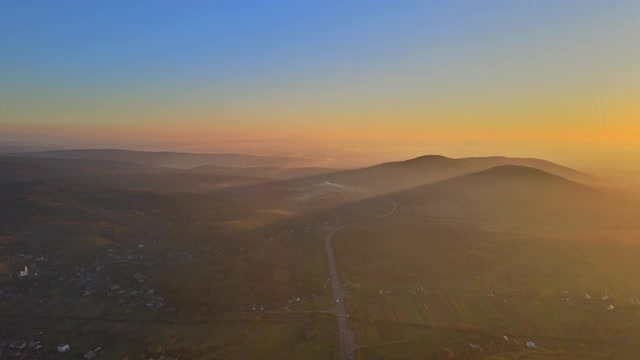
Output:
[1, 1, 639, 170]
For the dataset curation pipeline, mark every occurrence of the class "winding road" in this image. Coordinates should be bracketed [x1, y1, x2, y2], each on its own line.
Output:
[325, 197, 397, 360]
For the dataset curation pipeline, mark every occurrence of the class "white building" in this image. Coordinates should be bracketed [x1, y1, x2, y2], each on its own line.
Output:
[19, 266, 28, 278]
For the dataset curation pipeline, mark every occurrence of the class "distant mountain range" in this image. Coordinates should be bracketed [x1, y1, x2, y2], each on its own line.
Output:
[5, 149, 591, 183]
[0, 148, 635, 230]
[2, 149, 593, 189]
[318, 154, 592, 194]
[0, 140, 67, 154]
[8, 149, 309, 168]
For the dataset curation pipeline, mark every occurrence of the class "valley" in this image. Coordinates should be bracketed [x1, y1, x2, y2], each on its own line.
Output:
[1, 151, 639, 359]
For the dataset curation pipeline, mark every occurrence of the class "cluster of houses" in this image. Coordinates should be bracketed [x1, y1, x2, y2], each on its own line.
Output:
[271, 229, 296, 245]
[0, 244, 169, 307]
[0, 253, 45, 284]
[287, 296, 303, 304]
[67, 247, 170, 310]
[83, 346, 103, 359]
[238, 294, 313, 313]
[558, 290, 630, 310]
[102, 247, 159, 268]
[0, 337, 44, 358]
[303, 220, 336, 235]
[0, 253, 48, 304]
[374, 288, 393, 296]
[481, 289, 640, 311]
[111, 285, 166, 309]
[0, 337, 107, 359]
[464, 334, 543, 355]
[408, 285, 428, 295]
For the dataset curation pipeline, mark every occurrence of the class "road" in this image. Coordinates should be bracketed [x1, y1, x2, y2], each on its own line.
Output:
[325, 197, 397, 360]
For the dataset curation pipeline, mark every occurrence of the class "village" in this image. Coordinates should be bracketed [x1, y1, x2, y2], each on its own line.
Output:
[0, 247, 199, 359]
[0, 330, 109, 359]
[0, 245, 168, 311]
[1, 217, 328, 309]
[0, 335, 184, 360]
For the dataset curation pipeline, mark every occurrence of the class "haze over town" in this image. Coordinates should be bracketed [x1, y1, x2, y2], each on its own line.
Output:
[1, 1, 640, 359]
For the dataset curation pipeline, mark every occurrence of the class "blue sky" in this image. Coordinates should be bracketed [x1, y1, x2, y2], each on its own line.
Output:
[3, 0, 632, 97]
[1, 1, 638, 169]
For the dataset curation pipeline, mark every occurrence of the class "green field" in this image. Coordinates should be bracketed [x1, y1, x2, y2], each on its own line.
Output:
[3, 155, 640, 359]
[333, 206, 640, 359]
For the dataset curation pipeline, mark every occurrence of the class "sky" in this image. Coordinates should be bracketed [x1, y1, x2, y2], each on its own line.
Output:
[1, 1, 639, 171]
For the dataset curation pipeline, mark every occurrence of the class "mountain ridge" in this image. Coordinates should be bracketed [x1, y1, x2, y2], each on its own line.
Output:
[9, 149, 309, 169]
[319, 154, 591, 194]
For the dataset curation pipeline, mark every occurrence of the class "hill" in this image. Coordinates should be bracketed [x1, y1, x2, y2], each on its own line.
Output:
[0, 140, 66, 154]
[332, 165, 640, 359]
[0, 156, 274, 192]
[319, 155, 591, 194]
[391, 165, 613, 228]
[459, 156, 589, 182]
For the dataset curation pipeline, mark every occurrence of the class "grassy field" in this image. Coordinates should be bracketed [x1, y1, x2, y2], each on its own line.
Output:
[4, 311, 337, 359]
[3, 156, 640, 359]
[332, 206, 640, 359]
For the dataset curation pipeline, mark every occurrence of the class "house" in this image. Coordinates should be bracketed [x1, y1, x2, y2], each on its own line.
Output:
[85, 347, 103, 358]
[9, 341, 27, 350]
[58, 344, 71, 353]
[19, 266, 28, 278]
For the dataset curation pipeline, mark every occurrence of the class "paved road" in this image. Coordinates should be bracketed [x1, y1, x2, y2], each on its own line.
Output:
[325, 197, 397, 360]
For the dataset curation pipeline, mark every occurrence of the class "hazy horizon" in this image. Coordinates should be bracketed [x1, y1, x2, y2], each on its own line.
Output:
[2, 1, 639, 175]
[3, 2, 640, 359]
[2, 133, 639, 184]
